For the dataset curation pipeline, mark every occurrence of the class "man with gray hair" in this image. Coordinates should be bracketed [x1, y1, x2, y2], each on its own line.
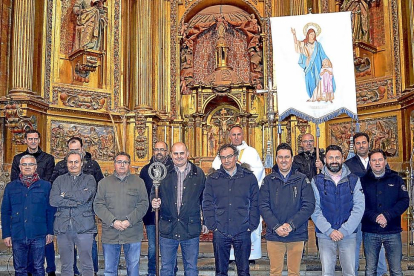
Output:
[2, 154, 55, 276]
[50, 151, 97, 276]
[94, 152, 148, 275]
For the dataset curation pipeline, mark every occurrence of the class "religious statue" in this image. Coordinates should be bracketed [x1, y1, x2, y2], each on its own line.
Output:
[73, 0, 108, 51]
[341, 0, 370, 43]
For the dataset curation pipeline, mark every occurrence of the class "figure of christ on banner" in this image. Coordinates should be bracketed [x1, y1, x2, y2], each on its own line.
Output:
[291, 23, 336, 103]
[270, 12, 357, 124]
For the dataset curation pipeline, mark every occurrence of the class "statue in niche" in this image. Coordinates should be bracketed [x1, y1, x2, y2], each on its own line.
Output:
[341, 0, 370, 43]
[73, 0, 108, 51]
[179, 6, 264, 94]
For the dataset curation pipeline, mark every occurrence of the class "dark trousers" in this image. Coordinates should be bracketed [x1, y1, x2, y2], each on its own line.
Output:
[213, 230, 251, 276]
[12, 237, 46, 276]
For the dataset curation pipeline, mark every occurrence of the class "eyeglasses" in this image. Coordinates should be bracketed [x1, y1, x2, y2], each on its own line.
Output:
[154, 148, 167, 152]
[115, 160, 130, 165]
[21, 163, 36, 167]
[302, 140, 314, 144]
[219, 154, 235, 161]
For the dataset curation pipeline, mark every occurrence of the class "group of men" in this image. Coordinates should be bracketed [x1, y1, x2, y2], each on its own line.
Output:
[0, 126, 410, 276]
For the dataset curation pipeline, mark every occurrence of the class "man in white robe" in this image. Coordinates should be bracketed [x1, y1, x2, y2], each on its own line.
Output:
[212, 125, 265, 260]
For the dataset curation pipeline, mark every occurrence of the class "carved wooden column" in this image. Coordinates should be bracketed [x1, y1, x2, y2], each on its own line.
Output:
[132, 0, 153, 109]
[9, 0, 35, 95]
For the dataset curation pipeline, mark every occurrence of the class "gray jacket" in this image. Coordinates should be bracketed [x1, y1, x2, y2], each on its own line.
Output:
[94, 173, 148, 244]
[50, 173, 97, 235]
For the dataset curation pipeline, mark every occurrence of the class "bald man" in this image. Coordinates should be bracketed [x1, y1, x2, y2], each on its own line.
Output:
[292, 133, 324, 181]
[151, 142, 206, 276]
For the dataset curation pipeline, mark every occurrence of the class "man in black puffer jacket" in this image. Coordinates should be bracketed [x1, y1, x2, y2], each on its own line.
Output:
[260, 143, 315, 276]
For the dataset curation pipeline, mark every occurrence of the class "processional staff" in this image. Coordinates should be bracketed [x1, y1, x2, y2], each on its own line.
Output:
[148, 162, 168, 276]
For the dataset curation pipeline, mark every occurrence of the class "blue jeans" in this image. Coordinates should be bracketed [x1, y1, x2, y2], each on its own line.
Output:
[160, 236, 199, 276]
[102, 242, 141, 276]
[318, 233, 356, 276]
[27, 240, 56, 273]
[363, 232, 403, 276]
[12, 237, 46, 276]
[146, 225, 156, 276]
[213, 230, 251, 276]
[355, 224, 387, 275]
[74, 233, 98, 274]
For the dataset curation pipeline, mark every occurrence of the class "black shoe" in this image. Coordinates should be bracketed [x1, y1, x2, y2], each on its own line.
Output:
[249, 260, 256, 265]
[48, 272, 56, 276]
[28, 274, 32, 276]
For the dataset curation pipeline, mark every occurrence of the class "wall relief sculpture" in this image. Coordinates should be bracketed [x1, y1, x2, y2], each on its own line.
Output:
[135, 114, 148, 159]
[180, 5, 263, 94]
[207, 107, 240, 156]
[329, 116, 398, 158]
[51, 120, 115, 161]
[4, 102, 37, 145]
[356, 78, 390, 104]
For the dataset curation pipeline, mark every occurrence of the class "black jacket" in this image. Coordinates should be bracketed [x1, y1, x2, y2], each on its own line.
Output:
[202, 164, 260, 236]
[344, 155, 367, 178]
[151, 162, 205, 241]
[11, 148, 55, 182]
[292, 148, 325, 180]
[140, 156, 174, 225]
[259, 165, 315, 242]
[50, 152, 104, 183]
[361, 168, 409, 234]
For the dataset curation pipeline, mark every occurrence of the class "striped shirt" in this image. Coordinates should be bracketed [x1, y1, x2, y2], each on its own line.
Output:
[175, 162, 191, 214]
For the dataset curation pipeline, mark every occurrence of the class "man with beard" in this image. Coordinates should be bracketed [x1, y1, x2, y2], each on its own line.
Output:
[292, 133, 324, 181]
[211, 125, 264, 261]
[345, 133, 387, 276]
[140, 141, 174, 276]
[311, 145, 365, 276]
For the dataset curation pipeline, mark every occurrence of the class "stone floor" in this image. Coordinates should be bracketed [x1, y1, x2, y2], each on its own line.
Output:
[0, 223, 414, 275]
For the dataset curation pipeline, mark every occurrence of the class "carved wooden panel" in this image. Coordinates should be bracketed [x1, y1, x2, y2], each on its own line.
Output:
[329, 116, 398, 158]
[50, 120, 116, 161]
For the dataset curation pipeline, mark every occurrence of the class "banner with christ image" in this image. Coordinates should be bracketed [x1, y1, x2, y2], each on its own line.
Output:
[270, 12, 357, 124]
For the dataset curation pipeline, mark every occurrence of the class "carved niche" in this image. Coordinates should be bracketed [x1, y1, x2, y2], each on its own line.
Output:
[180, 5, 263, 94]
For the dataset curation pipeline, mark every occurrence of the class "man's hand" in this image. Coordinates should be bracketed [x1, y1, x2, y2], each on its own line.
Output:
[46, 235, 54, 245]
[329, 230, 344, 242]
[376, 214, 387, 227]
[3, 237, 11, 247]
[201, 225, 209, 234]
[113, 220, 126, 231]
[315, 160, 324, 170]
[275, 224, 291, 237]
[120, 220, 131, 229]
[152, 198, 161, 209]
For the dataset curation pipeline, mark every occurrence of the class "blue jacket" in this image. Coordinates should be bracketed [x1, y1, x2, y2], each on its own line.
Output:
[259, 165, 315, 242]
[311, 164, 365, 238]
[151, 162, 205, 241]
[203, 164, 260, 236]
[1, 179, 55, 240]
[361, 168, 409, 234]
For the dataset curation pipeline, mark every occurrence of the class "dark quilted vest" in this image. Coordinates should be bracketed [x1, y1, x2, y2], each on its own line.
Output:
[314, 173, 358, 233]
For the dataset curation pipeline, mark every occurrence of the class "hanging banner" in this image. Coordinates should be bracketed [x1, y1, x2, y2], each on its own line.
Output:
[270, 12, 357, 124]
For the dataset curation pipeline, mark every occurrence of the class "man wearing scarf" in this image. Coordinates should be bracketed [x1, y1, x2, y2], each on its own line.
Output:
[2, 155, 55, 276]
